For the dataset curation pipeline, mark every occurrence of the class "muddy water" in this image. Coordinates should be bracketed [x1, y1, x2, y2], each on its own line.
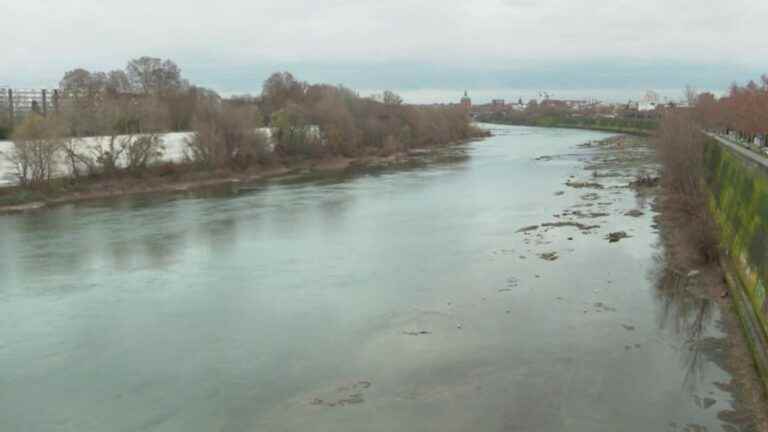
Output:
[0, 125, 749, 431]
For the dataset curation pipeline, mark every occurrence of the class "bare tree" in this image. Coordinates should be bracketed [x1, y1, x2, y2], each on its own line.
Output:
[84, 96, 166, 175]
[106, 70, 131, 94]
[186, 94, 269, 169]
[261, 72, 306, 117]
[684, 85, 698, 107]
[126, 57, 183, 95]
[1, 114, 64, 186]
[271, 103, 323, 158]
[60, 69, 101, 96]
[656, 110, 719, 263]
[382, 90, 403, 106]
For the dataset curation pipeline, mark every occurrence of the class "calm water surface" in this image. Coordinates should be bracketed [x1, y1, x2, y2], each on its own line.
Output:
[0, 126, 739, 431]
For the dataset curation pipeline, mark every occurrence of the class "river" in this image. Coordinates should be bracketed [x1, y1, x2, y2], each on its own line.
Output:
[0, 125, 753, 431]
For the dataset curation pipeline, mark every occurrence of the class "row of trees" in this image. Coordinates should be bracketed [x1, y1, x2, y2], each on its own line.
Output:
[185, 72, 481, 170]
[58, 57, 207, 137]
[1, 62, 481, 187]
[692, 75, 768, 142]
[257, 73, 479, 158]
[477, 99, 657, 133]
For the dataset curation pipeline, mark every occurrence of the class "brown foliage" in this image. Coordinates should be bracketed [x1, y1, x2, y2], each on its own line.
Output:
[655, 111, 719, 263]
[187, 100, 269, 169]
[693, 76, 768, 141]
[284, 83, 479, 158]
[2, 114, 65, 187]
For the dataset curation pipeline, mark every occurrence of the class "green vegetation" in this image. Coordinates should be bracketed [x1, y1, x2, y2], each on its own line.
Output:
[704, 139, 768, 336]
[488, 115, 657, 136]
[477, 99, 659, 136]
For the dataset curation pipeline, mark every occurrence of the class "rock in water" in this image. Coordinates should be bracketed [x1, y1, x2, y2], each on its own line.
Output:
[539, 252, 559, 261]
[606, 231, 630, 243]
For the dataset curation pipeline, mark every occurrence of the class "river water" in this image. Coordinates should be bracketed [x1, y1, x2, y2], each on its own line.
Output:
[0, 125, 749, 431]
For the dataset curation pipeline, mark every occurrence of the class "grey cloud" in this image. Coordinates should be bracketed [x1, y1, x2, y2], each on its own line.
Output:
[1, 0, 766, 98]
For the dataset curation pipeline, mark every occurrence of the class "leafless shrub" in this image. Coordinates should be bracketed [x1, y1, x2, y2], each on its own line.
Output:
[86, 96, 166, 175]
[60, 137, 96, 178]
[187, 101, 270, 169]
[0, 114, 64, 187]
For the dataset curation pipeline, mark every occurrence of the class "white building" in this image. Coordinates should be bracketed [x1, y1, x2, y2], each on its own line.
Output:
[638, 90, 660, 112]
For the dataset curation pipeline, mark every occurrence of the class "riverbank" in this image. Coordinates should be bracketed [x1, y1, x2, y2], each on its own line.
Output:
[0, 143, 477, 215]
[598, 133, 768, 430]
[508, 130, 768, 430]
[480, 119, 656, 137]
[702, 136, 768, 398]
[656, 188, 768, 430]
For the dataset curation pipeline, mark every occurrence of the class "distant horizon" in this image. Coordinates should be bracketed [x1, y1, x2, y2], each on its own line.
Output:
[1, 60, 743, 106]
[350, 87, 704, 105]
[0, 82, 706, 106]
[3, 0, 767, 105]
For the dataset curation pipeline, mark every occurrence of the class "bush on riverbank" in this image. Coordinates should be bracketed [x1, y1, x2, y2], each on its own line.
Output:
[257, 74, 485, 157]
[187, 101, 272, 169]
[182, 74, 483, 169]
[1, 114, 65, 187]
[655, 110, 719, 264]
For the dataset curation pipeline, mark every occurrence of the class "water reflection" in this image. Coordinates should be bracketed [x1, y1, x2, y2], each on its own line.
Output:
[649, 251, 717, 393]
[198, 216, 240, 252]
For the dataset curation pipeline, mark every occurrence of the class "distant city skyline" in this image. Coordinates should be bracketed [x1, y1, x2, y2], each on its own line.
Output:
[360, 87, 704, 106]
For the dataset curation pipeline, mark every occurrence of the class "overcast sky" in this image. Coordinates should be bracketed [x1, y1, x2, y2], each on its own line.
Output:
[2, 0, 767, 102]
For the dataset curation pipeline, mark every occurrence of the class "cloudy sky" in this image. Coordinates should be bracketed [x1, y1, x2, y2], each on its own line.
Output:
[2, 0, 767, 102]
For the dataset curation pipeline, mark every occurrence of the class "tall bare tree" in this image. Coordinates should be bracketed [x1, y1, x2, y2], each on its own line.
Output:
[126, 57, 183, 95]
[187, 95, 269, 169]
[382, 90, 403, 106]
[261, 72, 306, 117]
[106, 70, 131, 94]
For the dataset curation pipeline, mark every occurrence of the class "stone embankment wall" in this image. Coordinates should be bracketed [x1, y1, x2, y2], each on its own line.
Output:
[705, 139, 768, 384]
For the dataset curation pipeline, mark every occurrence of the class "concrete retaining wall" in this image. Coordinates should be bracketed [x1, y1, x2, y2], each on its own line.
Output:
[705, 138, 768, 389]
